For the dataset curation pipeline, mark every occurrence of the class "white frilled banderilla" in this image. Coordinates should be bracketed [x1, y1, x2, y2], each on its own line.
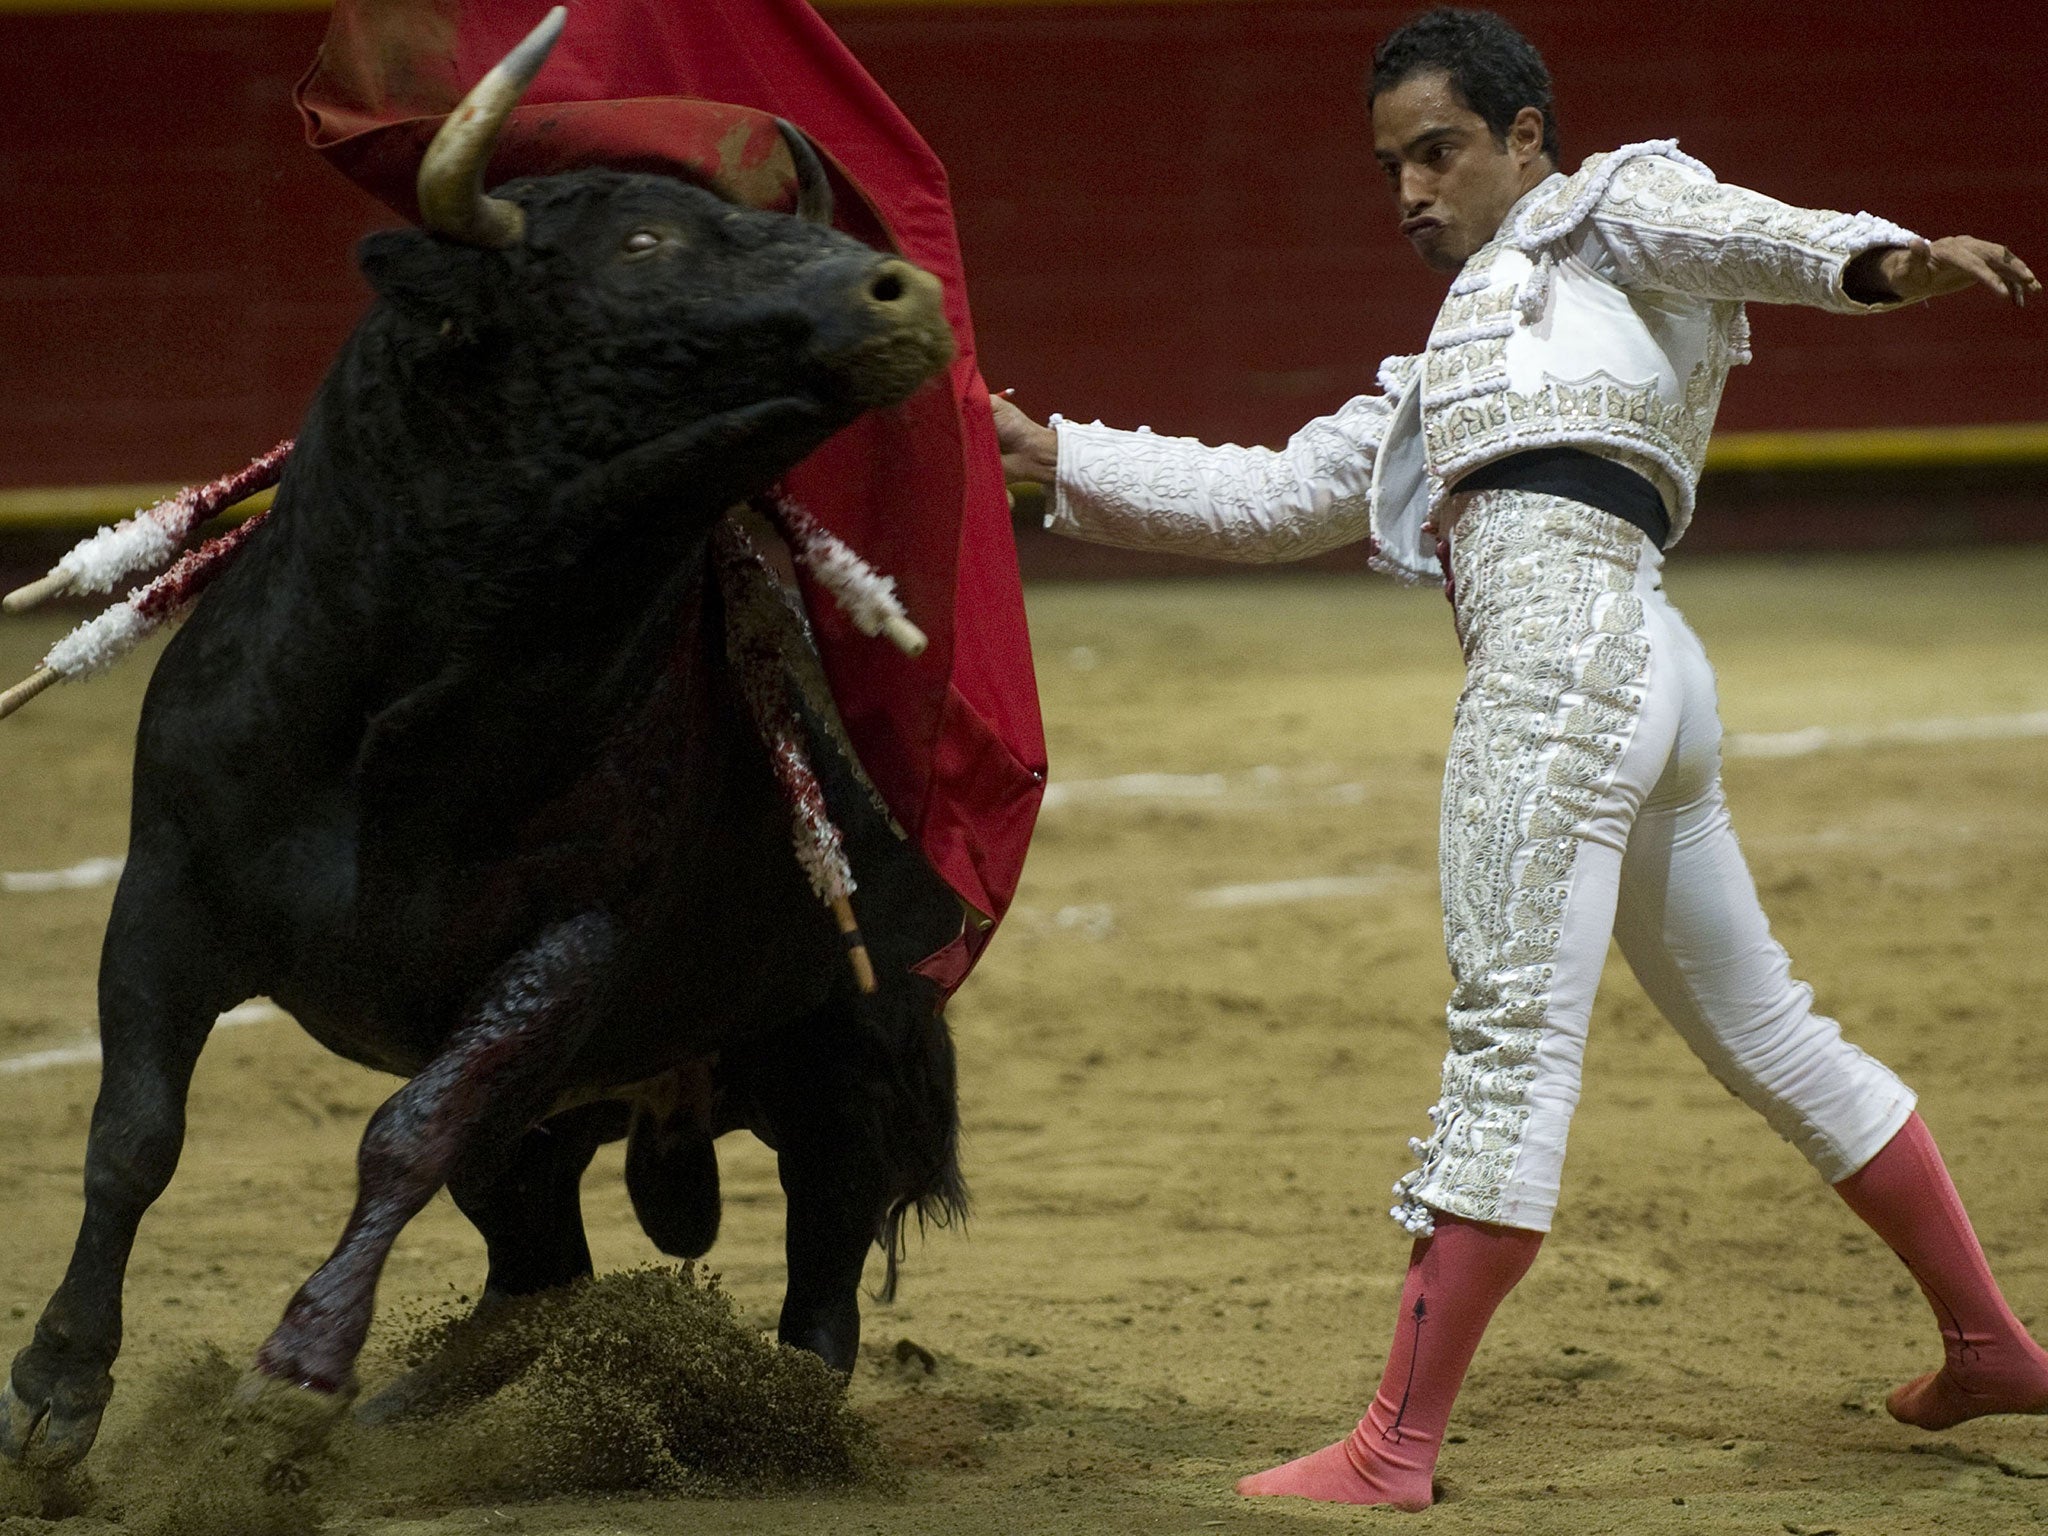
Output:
[1, 448, 930, 994]
[0, 444, 293, 716]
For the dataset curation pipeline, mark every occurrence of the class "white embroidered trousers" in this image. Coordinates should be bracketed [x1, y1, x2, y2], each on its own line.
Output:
[1394, 489, 1915, 1234]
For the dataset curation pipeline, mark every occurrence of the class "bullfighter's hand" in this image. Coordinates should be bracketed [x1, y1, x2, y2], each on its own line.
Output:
[991, 394, 1060, 487]
[1850, 237, 2040, 307]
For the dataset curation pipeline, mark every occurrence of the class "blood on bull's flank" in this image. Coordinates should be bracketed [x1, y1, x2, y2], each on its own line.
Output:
[0, 8, 972, 1474]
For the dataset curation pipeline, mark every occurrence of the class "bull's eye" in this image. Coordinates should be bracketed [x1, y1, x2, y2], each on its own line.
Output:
[622, 230, 662, 256]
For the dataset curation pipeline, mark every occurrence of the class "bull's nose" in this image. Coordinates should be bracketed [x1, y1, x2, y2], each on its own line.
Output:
[812, 254, 954, 407]
[862, 258, 941, 317]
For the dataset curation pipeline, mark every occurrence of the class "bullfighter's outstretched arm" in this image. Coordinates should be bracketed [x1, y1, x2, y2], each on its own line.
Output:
[992, 388, 1394, 563]
[1566, 153, 2037, 311]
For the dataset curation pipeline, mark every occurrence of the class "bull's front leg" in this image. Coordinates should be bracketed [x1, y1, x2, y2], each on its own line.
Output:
[2, 851, 242, 1469]
[245, 914, 617, 1413]
[353, 1101, 625, 1427]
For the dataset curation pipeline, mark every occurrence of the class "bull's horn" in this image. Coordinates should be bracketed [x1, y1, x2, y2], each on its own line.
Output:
[416, 6, 567, 249]
[774, 120, 835, 227]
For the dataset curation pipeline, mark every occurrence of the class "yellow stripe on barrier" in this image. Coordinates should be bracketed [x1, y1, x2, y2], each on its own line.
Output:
[0, 424, 2040, 532]
[1702, 422, 2048, 473]
[0, 486, 275, 532]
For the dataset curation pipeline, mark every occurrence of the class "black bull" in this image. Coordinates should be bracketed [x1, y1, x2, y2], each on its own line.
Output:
[0, 166, 972, 1469]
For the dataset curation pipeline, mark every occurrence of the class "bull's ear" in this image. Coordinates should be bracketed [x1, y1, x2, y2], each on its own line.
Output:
[357, 227, 499, 334]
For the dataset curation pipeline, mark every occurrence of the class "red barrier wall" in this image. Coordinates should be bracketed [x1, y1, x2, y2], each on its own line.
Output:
[1, 2, 2042, 490]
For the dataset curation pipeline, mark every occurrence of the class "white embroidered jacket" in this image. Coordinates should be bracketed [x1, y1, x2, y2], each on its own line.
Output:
[1046, 140, 1917, 581]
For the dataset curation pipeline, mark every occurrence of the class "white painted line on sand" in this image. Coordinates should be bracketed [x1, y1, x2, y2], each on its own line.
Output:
[1005, 902, 1120, 939]
[0, 1000, 286, 1078]
[1041, 769, 1367, 813]
[1725, 710, 2048, 759]
[1040, 772, 1231, 810]
[1045, 710, 2048, 813]
[1189, 869, 1415, 909]
[2, 856, 125, 894]
[0, 1039, 104, 1076]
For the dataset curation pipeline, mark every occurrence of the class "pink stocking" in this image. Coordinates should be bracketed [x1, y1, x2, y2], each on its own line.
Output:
[1835, 1112, 2048, 1429]
[1236, 1213, 1542, 1508]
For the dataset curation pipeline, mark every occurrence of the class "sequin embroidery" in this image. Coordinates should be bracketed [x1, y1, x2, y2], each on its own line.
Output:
[1392, 490, 1650, 1234]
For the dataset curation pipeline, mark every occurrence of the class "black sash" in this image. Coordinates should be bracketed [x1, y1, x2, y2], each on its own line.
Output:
[1452, 447, 1671, 548]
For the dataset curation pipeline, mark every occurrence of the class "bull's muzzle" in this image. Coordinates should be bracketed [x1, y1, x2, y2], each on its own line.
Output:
[818, 256, 954, 408]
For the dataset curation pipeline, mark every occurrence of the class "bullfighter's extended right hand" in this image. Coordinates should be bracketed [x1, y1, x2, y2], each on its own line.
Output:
[991, 393, 1059, 487]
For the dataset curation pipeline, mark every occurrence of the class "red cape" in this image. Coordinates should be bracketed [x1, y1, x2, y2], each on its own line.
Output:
[296, 0, 1045, 990]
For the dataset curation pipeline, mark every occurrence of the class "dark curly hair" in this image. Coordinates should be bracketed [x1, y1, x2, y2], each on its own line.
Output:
[1370, 8, 1559, 166]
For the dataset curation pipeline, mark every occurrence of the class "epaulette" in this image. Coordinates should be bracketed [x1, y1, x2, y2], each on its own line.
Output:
[1502, 139, 1716, 323]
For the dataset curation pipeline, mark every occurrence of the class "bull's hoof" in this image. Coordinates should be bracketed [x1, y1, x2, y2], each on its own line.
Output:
[0, 1372, 108, 1470]
[225, 1369, 356, 1461]
[777, 1303, 860, 1375]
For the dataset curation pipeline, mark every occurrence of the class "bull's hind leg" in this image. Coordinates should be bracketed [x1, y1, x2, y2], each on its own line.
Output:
[742, 990, 963, 1373]
[762, 1064, 890, 1372]
[452, 1101, 624, 1301]
[1, 855, 244, 1468]
[353, 1101, 623, 1426]
[247, 914, 617, 1410]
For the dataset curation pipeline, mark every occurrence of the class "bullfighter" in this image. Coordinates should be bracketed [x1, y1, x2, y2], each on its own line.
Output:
[992, 5, 2044, 1510]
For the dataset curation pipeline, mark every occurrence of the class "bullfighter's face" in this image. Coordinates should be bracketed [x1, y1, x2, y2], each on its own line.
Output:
[1371, 70, 1551, 275]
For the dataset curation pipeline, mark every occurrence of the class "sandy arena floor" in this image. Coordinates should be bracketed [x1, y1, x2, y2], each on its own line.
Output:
[2, 546, 2046, 1535]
